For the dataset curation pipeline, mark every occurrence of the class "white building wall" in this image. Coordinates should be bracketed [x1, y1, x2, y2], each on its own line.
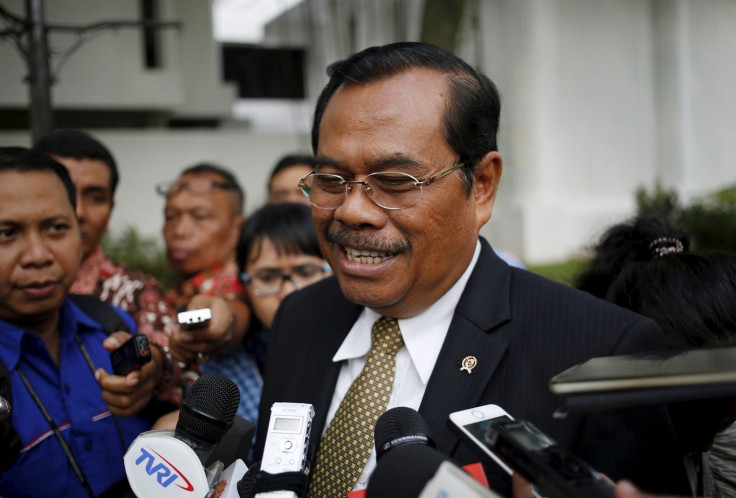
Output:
[470, 0, 736, 263]
[0, 0, 234, 113]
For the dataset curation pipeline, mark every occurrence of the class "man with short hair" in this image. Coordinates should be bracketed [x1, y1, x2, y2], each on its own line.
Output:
[255, 42, 690, 496]
[159, 164, 256, 422]
[0, 147, 162, 497]
[35, 130, 182, 404]
[267, 154, 314, 205]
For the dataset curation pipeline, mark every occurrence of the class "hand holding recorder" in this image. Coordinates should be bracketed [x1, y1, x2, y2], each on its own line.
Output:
[171, 296, 240, 364]
[96, 331, 163, 417]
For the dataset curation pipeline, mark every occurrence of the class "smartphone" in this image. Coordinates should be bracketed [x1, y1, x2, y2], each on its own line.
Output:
[177, 308, 212, 330]
[111, 335, 152, 375]
[484, 419, 613, 498]
[448, 404, 514, 475]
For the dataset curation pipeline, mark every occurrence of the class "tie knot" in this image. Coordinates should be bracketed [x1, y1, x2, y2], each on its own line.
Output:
[371, 316, 404, 353]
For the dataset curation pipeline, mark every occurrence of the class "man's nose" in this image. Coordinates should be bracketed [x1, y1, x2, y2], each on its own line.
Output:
[171, 216, 194, 238]
[75, 195, 86, 222]
[334, 181, 386, 228]
[20, 231, 54, 267]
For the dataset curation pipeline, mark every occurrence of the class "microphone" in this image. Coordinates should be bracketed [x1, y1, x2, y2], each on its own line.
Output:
[176, 374, 241, 465]
[374, 406, 435, 459]
[367, 407, 499, 498]
[124, 374, 242, 497]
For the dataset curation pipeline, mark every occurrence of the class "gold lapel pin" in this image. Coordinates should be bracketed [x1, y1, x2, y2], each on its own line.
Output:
[460, 355, 477, 374]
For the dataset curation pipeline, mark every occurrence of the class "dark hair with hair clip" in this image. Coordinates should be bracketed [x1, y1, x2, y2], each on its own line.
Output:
[574, 216, 690, 299]
[576, 216, 736, 349]
[649, 236, 684, 259]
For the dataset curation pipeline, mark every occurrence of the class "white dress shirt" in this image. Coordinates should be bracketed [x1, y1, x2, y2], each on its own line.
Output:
[324, 240, 482, 490]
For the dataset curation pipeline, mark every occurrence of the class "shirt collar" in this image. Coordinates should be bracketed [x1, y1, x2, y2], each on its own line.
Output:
[0, 298, 95, 371]
[333, 240, 482, 384]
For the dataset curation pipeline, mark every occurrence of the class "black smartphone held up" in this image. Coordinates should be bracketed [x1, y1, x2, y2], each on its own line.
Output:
[111, 335, 152, 376]
[485, 419, 614, 498]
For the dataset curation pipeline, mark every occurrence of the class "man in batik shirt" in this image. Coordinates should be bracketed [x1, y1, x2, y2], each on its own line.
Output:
[159, 163, 260, 425]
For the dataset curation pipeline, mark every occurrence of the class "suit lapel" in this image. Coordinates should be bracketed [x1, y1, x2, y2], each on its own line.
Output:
[304, 278, 363, 440]
[419, 239, 513, 454]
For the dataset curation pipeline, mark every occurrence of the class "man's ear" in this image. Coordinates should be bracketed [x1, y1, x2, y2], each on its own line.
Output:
[473, 151, 503, 232]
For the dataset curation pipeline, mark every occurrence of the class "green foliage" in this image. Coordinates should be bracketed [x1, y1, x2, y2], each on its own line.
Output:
[527, 259, 589, 286]
[533, 182, 736, 287]
[635, 183, 736, 252]
[635, 182, 680, 223]
[101, 226, 173, 286]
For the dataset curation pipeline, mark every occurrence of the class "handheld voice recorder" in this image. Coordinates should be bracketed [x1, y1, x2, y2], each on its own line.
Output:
[258, 402, 315, 498]
[177, 308, 212, 330]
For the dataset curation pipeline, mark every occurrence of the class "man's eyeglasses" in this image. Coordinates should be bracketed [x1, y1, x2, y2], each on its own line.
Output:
[241, 263, 332, 296]
[155, 177, 238, 197]
[298, 162, 464, 210]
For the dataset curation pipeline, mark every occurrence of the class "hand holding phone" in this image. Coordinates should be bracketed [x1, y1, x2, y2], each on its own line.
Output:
[450, 404, 613, 498]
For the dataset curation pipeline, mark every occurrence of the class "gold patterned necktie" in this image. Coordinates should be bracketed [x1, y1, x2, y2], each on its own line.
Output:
[308, 317, 404, 497]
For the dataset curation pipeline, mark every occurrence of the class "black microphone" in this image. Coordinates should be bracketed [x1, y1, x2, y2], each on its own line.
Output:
[124, 374, 242, 497]
[375, 405, 435, 459]
[368, 407, 441, 497]
[367, 407, 497, 498]
[175, 373, 241, 465]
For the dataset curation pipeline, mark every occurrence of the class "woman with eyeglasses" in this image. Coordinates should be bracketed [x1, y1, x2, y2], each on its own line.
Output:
[233, 203, 331, 428]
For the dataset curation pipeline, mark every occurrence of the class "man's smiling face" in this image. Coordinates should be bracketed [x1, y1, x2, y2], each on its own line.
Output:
[312, 68, 488, 318]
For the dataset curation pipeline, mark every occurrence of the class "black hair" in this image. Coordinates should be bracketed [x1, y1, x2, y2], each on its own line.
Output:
[574, 216, 690, 299]
[268, 154, 314, 189]
[236, 203, 322, 275]
[311, 42, 501, 195]
[34, 129, 119, 196]
[180, 162, 245, 214]
[607, 251, 736, 350]
[575, 215, 736, 349]
[0, 146, 76, 210]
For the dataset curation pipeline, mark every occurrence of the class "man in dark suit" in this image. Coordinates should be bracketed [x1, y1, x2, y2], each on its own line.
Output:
[254, 42, 690, 496]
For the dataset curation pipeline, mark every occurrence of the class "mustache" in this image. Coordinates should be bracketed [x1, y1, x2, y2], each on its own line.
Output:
[326, 228, 409, 254]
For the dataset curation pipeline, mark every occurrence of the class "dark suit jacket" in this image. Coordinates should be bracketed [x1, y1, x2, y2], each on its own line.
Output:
[254, 238, 690, 496]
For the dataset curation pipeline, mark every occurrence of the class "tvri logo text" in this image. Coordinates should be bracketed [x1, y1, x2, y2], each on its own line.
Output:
[134, 447, 195, 491]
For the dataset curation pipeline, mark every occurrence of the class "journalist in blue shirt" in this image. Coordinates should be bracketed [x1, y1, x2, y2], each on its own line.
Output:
[0, 147, 164, 498]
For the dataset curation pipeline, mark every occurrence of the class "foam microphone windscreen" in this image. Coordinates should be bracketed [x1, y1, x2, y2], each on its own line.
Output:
[374, 406, 435, 460]
[367, 442, 448, 498]
[176, 374, 241, 447]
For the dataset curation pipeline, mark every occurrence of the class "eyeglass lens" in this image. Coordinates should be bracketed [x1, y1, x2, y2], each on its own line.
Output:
[303, 172, 421, 210]
[250, 264, 327, 294]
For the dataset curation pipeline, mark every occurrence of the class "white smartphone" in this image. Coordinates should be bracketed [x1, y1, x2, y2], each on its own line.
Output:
[448, 404, 514, 475]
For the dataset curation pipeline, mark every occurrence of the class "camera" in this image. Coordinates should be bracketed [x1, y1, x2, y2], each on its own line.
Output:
[111, 335, 152, 376]
[177, 308, 212, 330]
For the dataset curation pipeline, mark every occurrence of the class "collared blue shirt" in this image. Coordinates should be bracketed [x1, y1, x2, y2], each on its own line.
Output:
[0, 298, 153, 498]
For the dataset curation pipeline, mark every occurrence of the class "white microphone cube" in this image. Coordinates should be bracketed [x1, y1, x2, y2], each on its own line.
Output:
[124, 430, 211, 497]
